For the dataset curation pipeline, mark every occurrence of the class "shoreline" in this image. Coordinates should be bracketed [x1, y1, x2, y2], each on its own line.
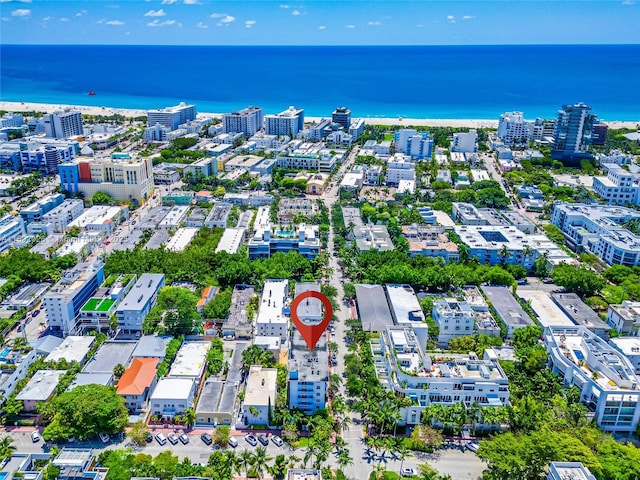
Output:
[1, 101, 639, 130]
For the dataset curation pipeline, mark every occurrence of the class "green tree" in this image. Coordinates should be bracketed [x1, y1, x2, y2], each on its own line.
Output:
[156, 286, 200, 335]
[342, 283, 356, 299]
[92, 191, 114, 205]
[213, 425, 231, 447]
[128, 420, 150, 446]
[270, 454, 288, 479]
[183, 407, 196, 427]
[68, 225, 81, 237]
[252, 446, 272, 479]
[551, 264, 606, 297]
[0, 436, 16, 460]
[42, 384, 128, 441]
[203, 288, 232, 319]
[113, 363, 125, 378]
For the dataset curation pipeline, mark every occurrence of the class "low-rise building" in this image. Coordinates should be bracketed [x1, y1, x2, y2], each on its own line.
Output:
[16, 370, 66, 411]
[19, 193, 65, 224]
[169, 341, 210, 379]
[433, 298, 475, 346]
[606, 300, 640, 336]
[45, 336, 95, 365]
[374, 324, 509, 425]
[551, 203, 640, 266]
[242, 365, 278, 425]
[117, 357, 159, 412]
[249, 224, 320, 259]
[0, 215, 26, 254]
[222, 285, 255, 339]
[150, 377, 196, 419]
[551, 292, 611, 338]
[159, 205, 189, 230]
[195, 379, 237, 426]
[115, 273, 165, 332]
[545, 326, 640, 432]
[68, 205, 129, 234]
[42, 200, 85, 233]
[482, 286, 535, 338]
[547, 462, 597, 480]
[592, 163, 640, 206]
[132, 335, 171, 359]
[351, 224, 394, 252]
[256, 280, 289, 342]
[215, 227, 245, 254]
[609, 337, 640, 375]
[166, 227, 199, 252]
[82, 341, 136, 374]
[355, 284, 394, 332]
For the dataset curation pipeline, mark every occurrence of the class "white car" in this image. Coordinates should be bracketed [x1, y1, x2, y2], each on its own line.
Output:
[401, 468, 417, 477]
[98, 433, 110, 444]
[466, 441, 480, 453]
[271, 435, 284, 447]
[31, 431, 41, 443]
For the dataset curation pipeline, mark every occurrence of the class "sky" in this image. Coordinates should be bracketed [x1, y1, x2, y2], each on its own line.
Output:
[0, 0, 638, 46]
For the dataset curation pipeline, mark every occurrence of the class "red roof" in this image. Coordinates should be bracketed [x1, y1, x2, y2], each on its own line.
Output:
[117, 358, 159, 395]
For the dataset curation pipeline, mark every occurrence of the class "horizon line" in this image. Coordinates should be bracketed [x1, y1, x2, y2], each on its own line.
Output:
[3, 43, 640, 48]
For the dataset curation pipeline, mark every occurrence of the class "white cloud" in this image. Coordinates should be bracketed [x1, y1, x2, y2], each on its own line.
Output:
[291, 9, 300, 15]
[75, 9, 87, 17]
[106, 20, 124, 25]
[622, 0, 636, 5]
[2, 17, 9, 21]
[11, 8, 30, 16]
[59, 17, 69, 22]
[197, 21, 208, 28]
[345, 24, 355, 29]
[147, 19, 178, 27]
[144, 9, 166, 17]
[161, 0, 177, 4]
[0, 0, 32, 3]
[42, 16, 53, 21]
[447, 15, 455, 23]
[210, 12, 225, 18]
[462, 15, 475, 20]
[219, 15, 235, 23]
[367, 20, 381, 26]
[416, 24, 424, 28]
[245, 19, 255, 28]
[280, 4, 290, 8]
[96, 18, 104, 23]
[318, 25, 326, 30]
[183, 0, 198, 4]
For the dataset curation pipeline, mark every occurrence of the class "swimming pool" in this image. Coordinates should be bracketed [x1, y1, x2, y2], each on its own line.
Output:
[0, 348, 10, 359]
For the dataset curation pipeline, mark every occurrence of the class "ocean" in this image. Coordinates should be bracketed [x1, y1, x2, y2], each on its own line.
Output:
[1, 44, 639, 121]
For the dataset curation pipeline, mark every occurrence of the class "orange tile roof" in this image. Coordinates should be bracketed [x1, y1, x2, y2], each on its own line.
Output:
[116, 357, 159, 396]
[197, 286, 214, 307]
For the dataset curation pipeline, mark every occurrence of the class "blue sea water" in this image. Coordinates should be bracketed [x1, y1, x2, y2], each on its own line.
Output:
[1, 44, 639, 121]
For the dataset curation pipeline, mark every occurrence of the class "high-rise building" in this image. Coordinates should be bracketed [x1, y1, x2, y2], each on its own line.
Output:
[497, 111, 531, 144]
[43, 110, 84, 139]
[147, 102, 196, 130]
[331, 107, 351, 129]
[551, 102, 596, 160]
[265, 106, 305, 137]
[222, 106, 264, 136]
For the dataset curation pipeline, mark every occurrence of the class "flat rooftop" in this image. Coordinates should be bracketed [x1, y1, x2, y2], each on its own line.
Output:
[116, 273, 164, 313]
[294, 283, 322, 321]
[215, 228, 245, 254]
[196, 379, 237, 414]
[551, 292, 611, 332]
[244, 365, 277, 407]
[166, 227, 199, 252]
[45, 336, 95, 364]
[385, 284, 425, 324]
[355, 284, 394, 332]
[82, 341, 136, 374]
[68, 206, 124, 228]
[132, 335, 171, 358]
[517, 290, 574, 327]
[169, 341, 209, 377]
[256, 280, 288, 326]
[481, 286, 534, 328]
[289, 329, 328, 382]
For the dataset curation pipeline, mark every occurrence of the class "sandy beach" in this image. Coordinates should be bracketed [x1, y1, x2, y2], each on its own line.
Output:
[1, 100, 639, 130]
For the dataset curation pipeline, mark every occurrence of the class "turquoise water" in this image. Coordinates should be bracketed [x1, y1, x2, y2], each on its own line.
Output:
[2, 44, 640, 120]
[0, 348, 11, 359]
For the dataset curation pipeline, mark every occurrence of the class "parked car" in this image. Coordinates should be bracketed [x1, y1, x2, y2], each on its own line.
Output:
[155, 433, 167, 446]
[200, 433, 213, 445]
[145, 432, 153, 443]
[179, 433, 189, 445]
[98, 433, 110, 444]
[466, 441, 480, 453]
[228, 436, 238, 448]
[401, 468, 417, 477]
[271, 435, 283, 447]
[245, 434, 258, 446]
[33, 310, 40, 316]
[167, 433, 179, 445]
[31, 431, 40, 443]
[257, 434, 269, 446]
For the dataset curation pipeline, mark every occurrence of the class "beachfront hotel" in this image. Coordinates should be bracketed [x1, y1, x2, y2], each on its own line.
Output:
[551, 102, 596, 162]
[44, 109, 84, 139]
[147, 102, 196, 130]
[265, 106, 305, 137]
[58, 152, 154, 205]
[223, 106, 264, 136]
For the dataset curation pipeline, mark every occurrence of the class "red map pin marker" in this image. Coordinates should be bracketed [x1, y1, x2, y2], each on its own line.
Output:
[290, 290, 333, 350]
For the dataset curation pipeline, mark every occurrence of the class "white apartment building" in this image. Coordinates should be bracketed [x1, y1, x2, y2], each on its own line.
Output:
[451, 130, 478, 153]
[44, 110, 84, 139]
[147, 102, 196, 130]
[374, 325, 510, 425]
[255, 280, 289, 342]
[609, 337, 640, 375]
[432, 298, 475, 346]
[242, 365, 278, 425]
[68, 205, 129, 234]
[276, 143, 344, 173]
[606, 301, 640, 336]
[0, 215, 26, 254]
[223, 106, 264, 136]
[265, 106, 305, 137]
[497, 111, 531, 144]
[545, 326, 640, 432]
[386, 154, 416, 186]
[149, 377, 196, 419]
[592, 163, 640, 206]
[454, 224, 573, 269]
[288, 329, 328, 415]
[551, 203, 640, 266]
[42, 200, 84, 233]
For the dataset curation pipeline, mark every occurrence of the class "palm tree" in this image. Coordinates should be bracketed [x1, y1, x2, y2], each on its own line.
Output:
[270, 454, 288, 479]
[252, 446, 272, 479]
[303, 443, 318, 468]
[313, 440, 332, 470]
[223, 451, 240, 477]
[335, 447, 353, 470]
[498, 245, 510, 265]
[237, 450, 255, 478]
[373, 463, 387, 480]
[393, 441, 412, 476]
[182, 408, 196, 428]
[0, 436, 16, 460]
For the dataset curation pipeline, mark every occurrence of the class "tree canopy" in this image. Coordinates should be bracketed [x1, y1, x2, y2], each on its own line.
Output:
[42, 384, 128, 441]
